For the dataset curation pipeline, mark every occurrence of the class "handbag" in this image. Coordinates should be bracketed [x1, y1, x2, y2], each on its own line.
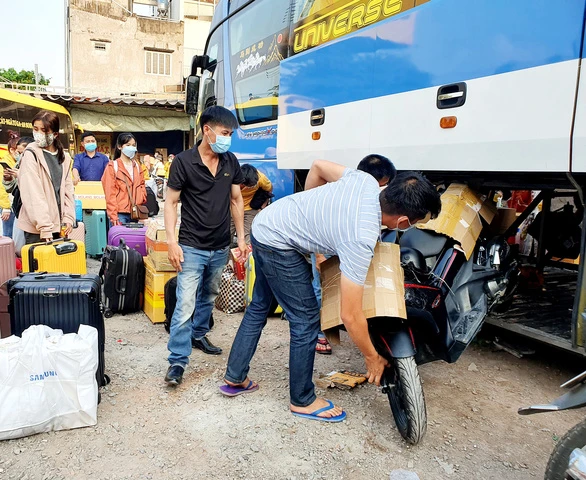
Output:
[215, 265, 245, 314]
[115, 161, 149, 220]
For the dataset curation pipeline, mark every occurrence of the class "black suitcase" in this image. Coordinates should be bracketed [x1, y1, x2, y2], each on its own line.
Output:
[100, 239, 145, 318]
[163, 276, 214, 333]
[7, 273, 109, 387]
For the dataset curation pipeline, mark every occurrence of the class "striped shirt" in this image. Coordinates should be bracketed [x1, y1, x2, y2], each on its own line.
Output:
[252, 169, 382, 285]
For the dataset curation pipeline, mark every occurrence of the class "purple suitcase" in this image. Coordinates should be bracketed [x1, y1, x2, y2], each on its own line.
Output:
[107, 223, 148, 256]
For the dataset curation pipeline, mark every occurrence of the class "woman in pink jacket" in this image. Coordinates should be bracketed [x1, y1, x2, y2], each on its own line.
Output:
[17, 110, 75, 245]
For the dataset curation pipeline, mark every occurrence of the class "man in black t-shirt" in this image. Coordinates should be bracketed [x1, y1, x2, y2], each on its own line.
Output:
[164, 106, 247, 386]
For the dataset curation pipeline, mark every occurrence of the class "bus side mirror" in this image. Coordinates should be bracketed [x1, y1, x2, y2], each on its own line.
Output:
[185, 75, 200, 115]
[191, 55, 209, 76]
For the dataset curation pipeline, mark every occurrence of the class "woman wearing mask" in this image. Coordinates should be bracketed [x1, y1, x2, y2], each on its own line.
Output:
[0, 132, 25, 237]
[3, 136, 33, 194]
[17, 111, 75, 244]
[101, 133, 147, 226]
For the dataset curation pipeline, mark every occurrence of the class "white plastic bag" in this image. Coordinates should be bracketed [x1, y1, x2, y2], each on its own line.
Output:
[0, 324, 99, 440]
[12, 222, 25, 257]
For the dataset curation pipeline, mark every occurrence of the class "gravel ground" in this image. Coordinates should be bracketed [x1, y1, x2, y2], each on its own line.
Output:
[0, 258, 584, 480]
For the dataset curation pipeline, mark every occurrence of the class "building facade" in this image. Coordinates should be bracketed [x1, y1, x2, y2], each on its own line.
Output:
[69, 0, 215, 95]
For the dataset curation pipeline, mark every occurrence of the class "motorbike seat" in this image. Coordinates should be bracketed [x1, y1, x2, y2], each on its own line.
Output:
[399, 228, 449, 259]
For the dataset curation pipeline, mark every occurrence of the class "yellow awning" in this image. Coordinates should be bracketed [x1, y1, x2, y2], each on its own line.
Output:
[70, 104, 190, 132]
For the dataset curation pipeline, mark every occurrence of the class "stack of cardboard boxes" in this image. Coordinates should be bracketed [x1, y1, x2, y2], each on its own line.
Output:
[319, 184, 499, 339]
[143, 222, 179, 324]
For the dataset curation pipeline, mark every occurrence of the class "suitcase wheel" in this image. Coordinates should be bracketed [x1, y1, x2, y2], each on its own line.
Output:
[104, 309, 114, 318]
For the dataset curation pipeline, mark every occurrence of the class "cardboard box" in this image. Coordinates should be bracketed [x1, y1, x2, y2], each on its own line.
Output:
[146, 222, 179, 272]
[143, 256, 177, 324]
[491, 208, 518, 235]
[320, 243, 406, 332]
[74, 181, 107, 209]
[143, 294, 165, 324]
[419, 184, 496, 259]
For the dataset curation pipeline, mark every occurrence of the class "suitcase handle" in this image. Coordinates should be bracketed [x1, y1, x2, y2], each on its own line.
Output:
[115, 274, 127, 294]
[124, 223, 144, 229]
[55, 242, 78, 255]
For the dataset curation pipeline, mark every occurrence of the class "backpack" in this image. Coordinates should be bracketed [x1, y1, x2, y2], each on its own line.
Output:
[250, 188, 274, 210]
[12, 150, 40, 218]
[146, 187, 159, 216]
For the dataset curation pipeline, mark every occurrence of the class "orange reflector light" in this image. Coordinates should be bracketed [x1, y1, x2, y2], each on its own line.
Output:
[312, 131, 321, 140]
[440, 116, 457, 129]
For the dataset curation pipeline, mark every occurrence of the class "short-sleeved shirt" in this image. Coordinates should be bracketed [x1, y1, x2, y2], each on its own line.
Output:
[167, 143, 244, 250]
[253, 169, 381, 285]
[73, 151, 110, 181]
[241, 171, 272, 211]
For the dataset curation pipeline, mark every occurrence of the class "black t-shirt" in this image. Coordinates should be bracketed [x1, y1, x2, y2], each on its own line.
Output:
[167, 144, 243, 250]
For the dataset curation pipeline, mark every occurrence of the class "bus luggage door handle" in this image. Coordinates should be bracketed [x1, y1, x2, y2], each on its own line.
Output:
[437, 82, 467, 109]
[310, 108, 325, 126]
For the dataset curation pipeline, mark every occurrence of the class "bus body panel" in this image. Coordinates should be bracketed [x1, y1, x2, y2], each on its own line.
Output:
[277, 0, 586, 173]
[572, 15, 586, 174]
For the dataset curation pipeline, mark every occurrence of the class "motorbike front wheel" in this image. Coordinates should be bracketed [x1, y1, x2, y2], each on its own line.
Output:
[385, 356, 427, 445]
[545, 418, 586, 480]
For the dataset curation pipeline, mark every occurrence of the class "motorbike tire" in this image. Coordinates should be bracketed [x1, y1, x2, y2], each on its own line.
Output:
[545, 418, 586, 480]
[386, 356, 427, 445]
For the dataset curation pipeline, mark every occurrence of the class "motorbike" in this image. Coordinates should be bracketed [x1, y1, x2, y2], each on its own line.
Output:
[368, 227, 519, 444]
[519, 370, 586, 479]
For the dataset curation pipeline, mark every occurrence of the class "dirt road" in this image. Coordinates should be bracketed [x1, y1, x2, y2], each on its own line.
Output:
[0, 260, 583, 479]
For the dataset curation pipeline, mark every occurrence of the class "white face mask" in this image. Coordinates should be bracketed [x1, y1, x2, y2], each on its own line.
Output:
[395, 217, 414, 233]
[33, 131, 55, 148]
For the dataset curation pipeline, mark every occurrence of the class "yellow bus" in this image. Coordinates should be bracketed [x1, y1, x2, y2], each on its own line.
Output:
[0, 89, 75, 159]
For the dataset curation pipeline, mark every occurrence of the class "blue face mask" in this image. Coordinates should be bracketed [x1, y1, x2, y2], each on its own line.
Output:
[85, 142, 97, 152]
[122, 145, 137, 159]
[208, 129, 231, 154]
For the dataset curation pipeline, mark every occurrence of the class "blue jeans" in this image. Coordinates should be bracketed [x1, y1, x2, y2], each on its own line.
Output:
[311, 254, 322, 309]
[225, 235, 320, 407]
[2, 211, 14, 238]
[167, 244, 229, 367]
[117, 213, 132, 225]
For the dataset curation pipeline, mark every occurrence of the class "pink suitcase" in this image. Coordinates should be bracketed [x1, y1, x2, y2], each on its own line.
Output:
[0, 236, 17, 287]
[68, 222, 85, 242]
[107, 223, 148, 256]
[0, 236, 15, 337]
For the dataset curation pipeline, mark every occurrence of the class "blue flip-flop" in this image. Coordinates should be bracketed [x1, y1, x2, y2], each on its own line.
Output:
[291, 400, 347, 423]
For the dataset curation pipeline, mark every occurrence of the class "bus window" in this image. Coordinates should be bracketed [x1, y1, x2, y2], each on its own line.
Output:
[203, 25, 226, 108]
[0, 98, 19, 147]
[228, 0, 290, 125]
[207, 25, 222, 69]
[291, 0, 421, 55]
